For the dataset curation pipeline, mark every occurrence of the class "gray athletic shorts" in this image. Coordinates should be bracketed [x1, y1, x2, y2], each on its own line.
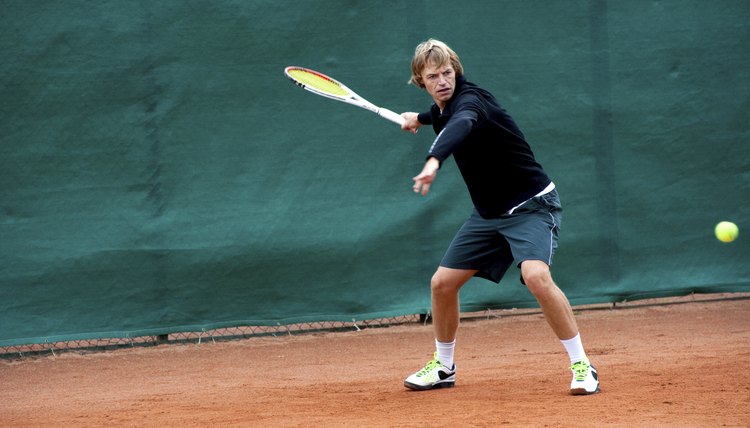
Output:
[440, 189, 562, 283]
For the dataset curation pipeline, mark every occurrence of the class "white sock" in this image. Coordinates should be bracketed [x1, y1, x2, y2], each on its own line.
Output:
[560, 333, 588, 364]
[435, 339, 456, 368]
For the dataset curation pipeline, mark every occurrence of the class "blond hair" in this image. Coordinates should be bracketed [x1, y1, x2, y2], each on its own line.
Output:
[409, 39, 464, 88]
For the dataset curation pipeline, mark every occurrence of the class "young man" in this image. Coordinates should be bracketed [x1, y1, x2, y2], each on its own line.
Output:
[399, 39, 599, 395]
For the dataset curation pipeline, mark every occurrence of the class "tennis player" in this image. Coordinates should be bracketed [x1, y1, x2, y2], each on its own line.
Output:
[399, 39, 599, 395]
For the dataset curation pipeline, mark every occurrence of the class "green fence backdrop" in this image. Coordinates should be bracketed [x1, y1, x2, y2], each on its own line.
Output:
[1, 0, 749, 346]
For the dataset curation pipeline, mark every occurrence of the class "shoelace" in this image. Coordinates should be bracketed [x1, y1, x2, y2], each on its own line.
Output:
[417, 359, 441, 377]
[571, 361, 589, 381]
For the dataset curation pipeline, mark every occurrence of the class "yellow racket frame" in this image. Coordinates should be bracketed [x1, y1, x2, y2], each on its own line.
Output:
[284, 66, 405, 126]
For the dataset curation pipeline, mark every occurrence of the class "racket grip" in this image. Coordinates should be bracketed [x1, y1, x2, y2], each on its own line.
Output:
[378, 108, 405, 126]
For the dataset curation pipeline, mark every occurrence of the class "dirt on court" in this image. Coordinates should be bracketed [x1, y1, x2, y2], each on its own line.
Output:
[1, 293, 749, 427]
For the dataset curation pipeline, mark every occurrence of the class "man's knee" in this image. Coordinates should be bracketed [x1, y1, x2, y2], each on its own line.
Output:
[521, 261, 555, 295]
[431, 272, 452, 296]
[430, 269, 468, 296]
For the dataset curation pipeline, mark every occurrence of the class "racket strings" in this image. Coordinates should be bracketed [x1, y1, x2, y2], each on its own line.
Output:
[287, 69, 350, 97]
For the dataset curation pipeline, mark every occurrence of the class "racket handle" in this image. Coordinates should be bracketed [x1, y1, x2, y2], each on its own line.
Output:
[377, 108, 405, 126]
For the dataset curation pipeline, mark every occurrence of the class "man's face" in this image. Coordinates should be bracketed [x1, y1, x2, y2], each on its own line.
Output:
[420, 63, 456, 110]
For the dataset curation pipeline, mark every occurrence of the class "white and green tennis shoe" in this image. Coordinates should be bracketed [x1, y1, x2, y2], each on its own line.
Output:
[404, 353, 456, 391]
[570, 359, 600, 395]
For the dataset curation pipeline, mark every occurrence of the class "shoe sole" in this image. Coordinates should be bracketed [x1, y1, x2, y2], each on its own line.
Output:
[404, 380, 455, 391]
[570, 385, 600, 395]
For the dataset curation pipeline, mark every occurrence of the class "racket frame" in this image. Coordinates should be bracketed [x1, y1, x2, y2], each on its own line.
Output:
[284, 66, 404, 126]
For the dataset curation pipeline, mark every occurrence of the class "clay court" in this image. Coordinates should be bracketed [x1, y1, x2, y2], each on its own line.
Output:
[1, 293, 748, 427]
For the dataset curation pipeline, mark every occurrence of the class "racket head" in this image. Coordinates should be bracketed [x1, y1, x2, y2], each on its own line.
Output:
[284, 66, 353, 100]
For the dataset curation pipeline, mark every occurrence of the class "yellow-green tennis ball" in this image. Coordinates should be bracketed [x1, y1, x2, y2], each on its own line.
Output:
[715, 221, 739, 243]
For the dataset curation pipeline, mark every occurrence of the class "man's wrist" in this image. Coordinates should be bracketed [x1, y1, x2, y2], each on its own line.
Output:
[426, 156, 442, 170]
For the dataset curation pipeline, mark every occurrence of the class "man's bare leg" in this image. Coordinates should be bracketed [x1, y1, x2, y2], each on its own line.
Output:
[430, 266, 478, 342]
[520, 260, 578, 340]
[403, 267, 476, 390]
[521, 260, 600, 395]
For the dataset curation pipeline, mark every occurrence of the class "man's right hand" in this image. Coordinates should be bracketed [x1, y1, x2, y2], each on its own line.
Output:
[400, 112, 421, 134]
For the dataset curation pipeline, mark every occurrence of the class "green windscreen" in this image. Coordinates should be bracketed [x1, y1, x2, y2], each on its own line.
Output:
[1, 1, 748, 346]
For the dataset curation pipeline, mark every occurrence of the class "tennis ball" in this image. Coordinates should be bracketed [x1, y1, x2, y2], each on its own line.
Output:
[714, 221, 739, 243]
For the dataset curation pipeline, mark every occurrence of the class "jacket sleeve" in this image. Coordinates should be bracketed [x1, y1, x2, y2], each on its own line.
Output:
[426, 95, 483, 162]
[417, 111, 432, 125]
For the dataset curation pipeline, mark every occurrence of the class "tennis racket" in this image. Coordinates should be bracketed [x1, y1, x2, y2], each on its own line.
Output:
[284, 66, 405, 126]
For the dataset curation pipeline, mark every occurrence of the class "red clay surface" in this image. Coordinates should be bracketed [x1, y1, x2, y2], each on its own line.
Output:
[1, 293, 749, 427]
